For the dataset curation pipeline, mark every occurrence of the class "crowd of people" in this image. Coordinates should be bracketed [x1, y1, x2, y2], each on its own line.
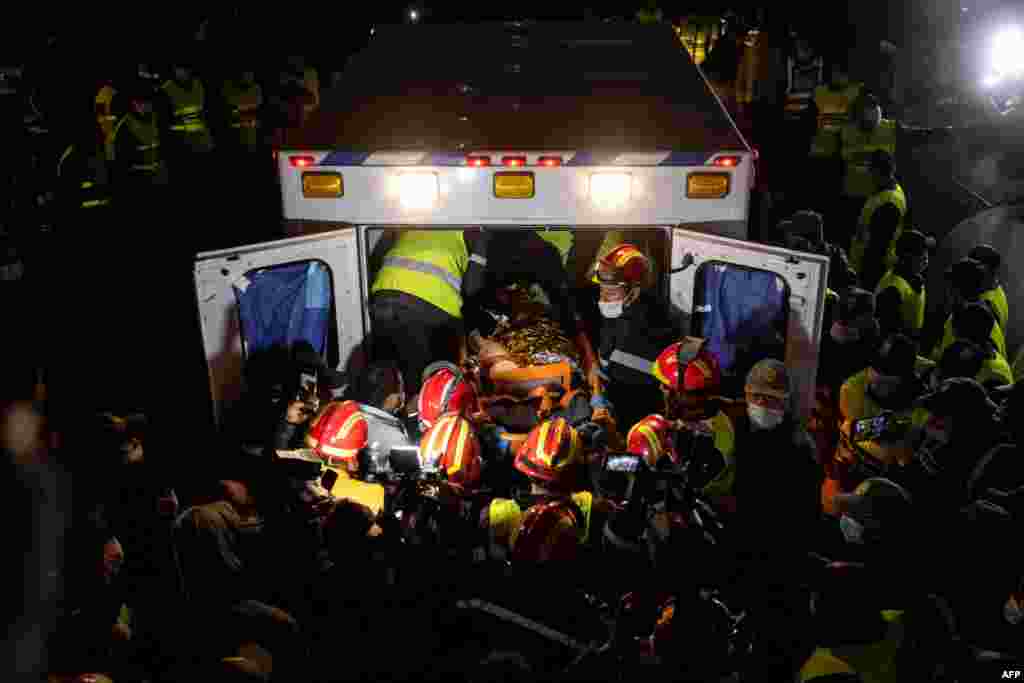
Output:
[3, 20, 1024, 683]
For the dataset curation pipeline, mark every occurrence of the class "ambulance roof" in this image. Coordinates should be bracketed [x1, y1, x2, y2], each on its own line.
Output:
[288, 22, 748, 152]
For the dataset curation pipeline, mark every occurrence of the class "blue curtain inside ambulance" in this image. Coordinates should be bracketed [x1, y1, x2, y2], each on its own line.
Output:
[233, 261, 333, 359]
[692, 263, 788, 396]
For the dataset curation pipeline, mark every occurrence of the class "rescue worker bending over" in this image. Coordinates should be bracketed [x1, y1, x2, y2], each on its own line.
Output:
[825, 334, 929, 514]
[849, 149, 906, 290]
[932, 258, 1007, 362]
[874, 229, 934, 341]
[947, 303, 1013, 389]
[417, 361, 480, 439]
[371, 229, 490, 400]
[110, 79, 168, 193]
[482, 417, 613, 562]
[590, 244, 676, 432]
[650, 337, 738, 504]
[968, 243, 1009, 332]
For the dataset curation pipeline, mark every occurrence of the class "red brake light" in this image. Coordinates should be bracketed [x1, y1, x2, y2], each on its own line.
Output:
[502, 156, 526, 167]
[538, 156, 563, 167]
[289, 155, 315, 168]
[466, 156, 491, 167]
[711, 155, 741, 168]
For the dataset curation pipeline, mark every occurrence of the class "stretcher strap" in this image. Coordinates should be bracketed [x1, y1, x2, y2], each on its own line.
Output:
[455, 599, 591, 653]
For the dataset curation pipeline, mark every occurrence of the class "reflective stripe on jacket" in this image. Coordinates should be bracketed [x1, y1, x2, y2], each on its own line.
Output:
[487, 492, 594, 557]
[874, 270, 924, 336]
[980, 286, 1008, 331]
[371, 230, 469, 319]
[850, 184, 906, 276]
[57, 144, 112, 209]
[223, 81, 263, 148]
[933, 312, 1007, 362]
[840, 120, 897, 198]
[836, 369, 929, 472]
[111, 113, 164, 174]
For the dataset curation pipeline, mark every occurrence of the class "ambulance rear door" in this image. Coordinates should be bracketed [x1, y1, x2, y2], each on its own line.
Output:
[669, 227, 829, 422]
[194, 227, 366, 430]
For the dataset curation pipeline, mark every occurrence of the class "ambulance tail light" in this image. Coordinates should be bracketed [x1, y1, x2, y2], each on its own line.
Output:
[710, 155, 742, 168]
[289, 155, 316, 168]
[502, 156, 526, 167]
[538, 156, 563, 167]
[466, 156, 491, 167]
[686, 173, 730, 199]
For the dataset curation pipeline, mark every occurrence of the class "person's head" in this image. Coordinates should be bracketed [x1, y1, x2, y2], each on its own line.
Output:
[418, 362, 478, 432]
[511, 500, 581, 563]
[916, 377, 998, 448]
[868, 148, 895, 191]
[305, 400, 368, 473]
[745, 359, 791, 430]
[353, 362, 405, 415]
[651, 595, 735, 680]
[830, 287, 876, 345]
[867, 333, 917, 402]
[419, 412, 483, 491]
[592, 243, 651, 319]
[514, 417, 584, 494]
[952, 302, 996, 349]
[126, 82, 153, 117]
[834, 477, 913, 546]
[894, 230, 934, 277]
[780, 210, 825, 253]
[968, 243, 1001, 289]
[653, 338, 722, 421]
[936, 340, 986, 388]
[946, 258, 986, 307]
[626, 413, 677, 469]
[857, 93, 883, 131]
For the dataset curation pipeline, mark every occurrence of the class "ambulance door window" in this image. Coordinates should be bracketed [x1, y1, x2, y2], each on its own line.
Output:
[691, 261, 789, 397]
[233, 259, 337, 367]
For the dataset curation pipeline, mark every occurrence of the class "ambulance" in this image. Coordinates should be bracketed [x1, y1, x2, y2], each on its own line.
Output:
[194, 22, 830, 452]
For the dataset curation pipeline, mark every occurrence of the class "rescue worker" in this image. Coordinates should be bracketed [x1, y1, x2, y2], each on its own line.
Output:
[159, 60, 214, 157]
[110, 79, 168, 194]
[650, 338, 738, 501]
[590, 244, 676, 432]
[218, 65, 264, 154]
[874, 229, 934, 341]
[825, 334, 930, 515]
[948, 303, 1013, 388]
[849, 149, 906, 290]
[809, 64, 863, 160]
[968, 243, 1009, 331]
[482, 417, 613, 560]
[417, 361, 480, 436]
[370, 229, 490, 400]
[932, 258, 1008, 362]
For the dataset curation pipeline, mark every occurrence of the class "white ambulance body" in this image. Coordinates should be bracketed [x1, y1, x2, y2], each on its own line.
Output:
[195, 23, 829, 430]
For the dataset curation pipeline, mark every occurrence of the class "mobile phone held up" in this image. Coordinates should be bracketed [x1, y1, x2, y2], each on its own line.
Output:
[605, 454, 643, 474]
[321, 468, 339, 491]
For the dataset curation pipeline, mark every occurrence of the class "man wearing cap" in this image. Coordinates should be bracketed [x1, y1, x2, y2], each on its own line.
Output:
[848, 149, 906, 291]
[932, 258, 1007, 362]
[875, 229, 934, 341]
[826, 334, 930, 514]
[968, 243, 1008, 331]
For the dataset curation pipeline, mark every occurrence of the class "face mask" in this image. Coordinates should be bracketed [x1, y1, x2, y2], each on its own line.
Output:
[1004, 596, 1024, 625]
[748, 403, 785, 430]
[599, 301, 624, 319]
[839, 514, 865, 544]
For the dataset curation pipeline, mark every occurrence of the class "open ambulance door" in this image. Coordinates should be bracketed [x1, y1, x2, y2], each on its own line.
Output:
[194, 227, 366, 431]
[669, 227, 829, 422]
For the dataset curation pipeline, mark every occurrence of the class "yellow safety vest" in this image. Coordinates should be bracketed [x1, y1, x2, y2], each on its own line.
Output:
[57, 144, 111, 210]
[837, 370, 930, 468]
[372, 230, 469, 319]
[111, 112, 164, 175]
[689, 410, 737, 498]
[487, 491, 594, 553]
[850, 183, 906, 277]
[874, 270, 925, 336]
[1014, 346, 1024, 383]
[980, 286, 1008, 331]
[799, 610, 905, 683]
[95, 84, 117, 161]
[977, 354, 1014, 388]
[222, 80, 263, 148]
[933, 313, 1007, 362]
[536, 230, 574, 268]
[809, 82, 862, 158]
[160, 78, 213, 152]
[840, 119, 897, 198]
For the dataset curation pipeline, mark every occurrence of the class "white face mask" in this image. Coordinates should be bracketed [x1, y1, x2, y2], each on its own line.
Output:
[747, 403, 785, 430]
[1004, 596, 1024, 625]
[840, 514, 865, 544]
[599, 301, 624, 319]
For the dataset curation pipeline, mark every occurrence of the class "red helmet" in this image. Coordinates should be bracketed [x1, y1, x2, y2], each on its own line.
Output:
[514, 417, 584, 487]
[512, 500, 581, 563]
[652, 337, 721, 393]
[418, 361, 478, 431]
[627, 414, 677, 468]
[592, 243, 650, 287]
[418, 412, 483, 490]
[305, 400, 367, 470]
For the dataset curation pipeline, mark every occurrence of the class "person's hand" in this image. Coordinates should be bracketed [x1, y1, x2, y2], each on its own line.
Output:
[590, 394, 613, 413]
[286, 400, 314, 425]
[157, 489, 179, 519]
